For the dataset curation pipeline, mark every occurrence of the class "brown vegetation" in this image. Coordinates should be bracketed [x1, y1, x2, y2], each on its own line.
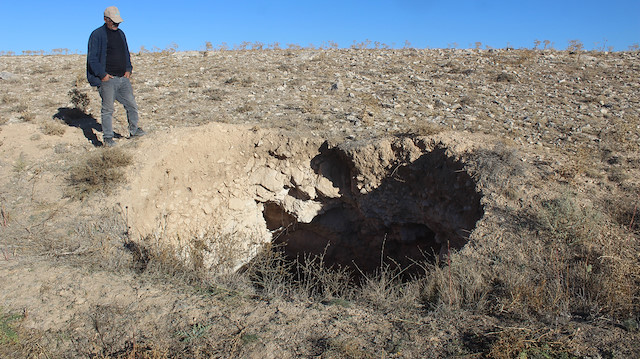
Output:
[0, 47, 639, 358]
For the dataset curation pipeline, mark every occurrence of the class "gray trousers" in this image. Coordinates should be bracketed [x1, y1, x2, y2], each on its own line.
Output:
[98, 76, 139, 139]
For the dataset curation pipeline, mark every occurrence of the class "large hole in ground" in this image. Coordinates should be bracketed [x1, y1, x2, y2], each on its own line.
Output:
[263, 144, 484, 275]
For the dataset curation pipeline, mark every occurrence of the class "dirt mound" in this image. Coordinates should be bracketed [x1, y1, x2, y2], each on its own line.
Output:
[118, 123, 485, 273]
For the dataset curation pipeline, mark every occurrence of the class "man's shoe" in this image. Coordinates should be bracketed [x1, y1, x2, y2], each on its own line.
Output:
[104, 138, 116, 147]
[130, 128, 146, 138]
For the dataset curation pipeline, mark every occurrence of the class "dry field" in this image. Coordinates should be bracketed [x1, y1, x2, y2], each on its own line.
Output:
[1, 48, 639, 358]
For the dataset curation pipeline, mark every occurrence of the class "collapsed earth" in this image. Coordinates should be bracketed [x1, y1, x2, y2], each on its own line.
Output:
[1, 47, 639, 357]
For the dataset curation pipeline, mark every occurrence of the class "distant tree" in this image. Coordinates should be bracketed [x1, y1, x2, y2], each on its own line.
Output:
[629, 43, 640, 51]
[163, 42, 179, 53]
[205, 41, 213, 51]
[321, 41, 339, 49]
[533, 39, 541, 50]
[567, 39, 584, 52]
[234, 41, 251, 50]
[567, 39, 584, 61]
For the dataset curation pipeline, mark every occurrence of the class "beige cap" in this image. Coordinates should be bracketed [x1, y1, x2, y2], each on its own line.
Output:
[104, 6, 124, 23]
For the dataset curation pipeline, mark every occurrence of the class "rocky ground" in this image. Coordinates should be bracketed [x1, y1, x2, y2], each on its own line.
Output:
[0, 48, 639, 358]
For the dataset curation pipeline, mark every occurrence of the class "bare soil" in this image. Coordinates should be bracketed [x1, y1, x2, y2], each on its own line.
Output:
[1, 48, 639, 358]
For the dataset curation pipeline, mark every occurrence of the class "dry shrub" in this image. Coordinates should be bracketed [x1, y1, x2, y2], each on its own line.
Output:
[420, 254, 492, 312]
[473, 142, 525, 188]
[604, 192, 639, 232]
[19, 110, 36, 122]
[92, 342, 169, 359]
[358, 262, 424, 313]
[128, 234, 217, 282]
[495, 72, 514, 83]
[514, 49, 537, 65]
[295, 250, 354, 300]
[235, 103, 254, 113]
[497, 191, 640, 319]
[67, 148, 133, 199]
[538, 193, 639, 316]
[486, 328, 575, 359]
[41, 119, 66, 136]
[202, 88, 227, 101]
[409, 121, 446, 136]
[243, 245, 295, 298]
[358, 93, 380, 124]
[244, 245, 354, 301]
[600, 119, 640, 153]
[69, 88, 90, 111]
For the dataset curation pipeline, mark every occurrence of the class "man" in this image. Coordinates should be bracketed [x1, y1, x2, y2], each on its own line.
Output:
[87, 6, 145, 147]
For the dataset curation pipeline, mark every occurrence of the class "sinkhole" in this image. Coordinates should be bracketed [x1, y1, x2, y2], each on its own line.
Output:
[262, 143, 484, 274]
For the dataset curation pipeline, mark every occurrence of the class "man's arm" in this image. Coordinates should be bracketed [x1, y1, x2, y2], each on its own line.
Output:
[121, 31, 133, 75]
[87, 30, 107, 81]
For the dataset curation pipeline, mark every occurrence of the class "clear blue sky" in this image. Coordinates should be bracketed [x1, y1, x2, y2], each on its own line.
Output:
[2, 1, 638, 54]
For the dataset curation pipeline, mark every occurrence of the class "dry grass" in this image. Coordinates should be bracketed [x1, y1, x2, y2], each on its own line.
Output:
[40, 119, 67, 136]
[66, 148, 133, 199]
[2, 48, 639, 357]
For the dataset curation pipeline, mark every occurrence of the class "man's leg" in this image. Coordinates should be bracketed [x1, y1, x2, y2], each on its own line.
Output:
[98, 81, 116, 140]
[115, 77, 140, 136]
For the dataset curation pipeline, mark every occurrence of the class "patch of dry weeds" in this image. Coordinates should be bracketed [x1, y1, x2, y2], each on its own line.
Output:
[67, 148, 133, 199]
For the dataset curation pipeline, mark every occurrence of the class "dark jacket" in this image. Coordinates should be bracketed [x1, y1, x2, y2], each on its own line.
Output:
[86, 24, 133, 87]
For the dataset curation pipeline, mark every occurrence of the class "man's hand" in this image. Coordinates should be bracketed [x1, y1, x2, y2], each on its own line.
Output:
[124, 71, 131, 79]
[101, 74, 113, 82]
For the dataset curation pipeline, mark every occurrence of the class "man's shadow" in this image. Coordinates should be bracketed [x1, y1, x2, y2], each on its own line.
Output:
[53, 108, 122, 147]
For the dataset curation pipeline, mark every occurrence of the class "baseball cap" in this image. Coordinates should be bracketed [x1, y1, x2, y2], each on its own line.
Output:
[104, 6, 124, 23]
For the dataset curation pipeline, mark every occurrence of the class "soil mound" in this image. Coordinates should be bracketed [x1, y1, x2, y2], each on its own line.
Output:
[119, 123, 484, 273]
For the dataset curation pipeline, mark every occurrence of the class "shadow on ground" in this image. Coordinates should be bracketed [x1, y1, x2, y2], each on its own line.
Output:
[53, 107, 122, 146]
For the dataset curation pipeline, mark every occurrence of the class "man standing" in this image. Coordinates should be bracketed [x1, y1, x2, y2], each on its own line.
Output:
[87, 6, 145, 147]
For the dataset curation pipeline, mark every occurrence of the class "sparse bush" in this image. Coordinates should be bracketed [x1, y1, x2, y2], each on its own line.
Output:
[69, 88, 90, 111]
[295, 251, 355, 300]
[12, 153, 29, 173]
[420, 254, 491, 312]
[524, 191, 640, 317]
[41, 119, 66, 136]
[19, 110, 36, 122]
[486, 328, 577, 359]
[235, 103, 254, 113]
[13, 103, 28, 113]
[409, 121, 446, 136]
[567, 39, 584, 53]
[203, 88, 227, 101]
[244, 245, 295, 299]
[495, 72, 514, 83]
[67, 148, 133, 199]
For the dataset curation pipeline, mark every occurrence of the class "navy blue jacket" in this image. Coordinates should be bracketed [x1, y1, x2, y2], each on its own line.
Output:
[86, 24, 133, 87]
